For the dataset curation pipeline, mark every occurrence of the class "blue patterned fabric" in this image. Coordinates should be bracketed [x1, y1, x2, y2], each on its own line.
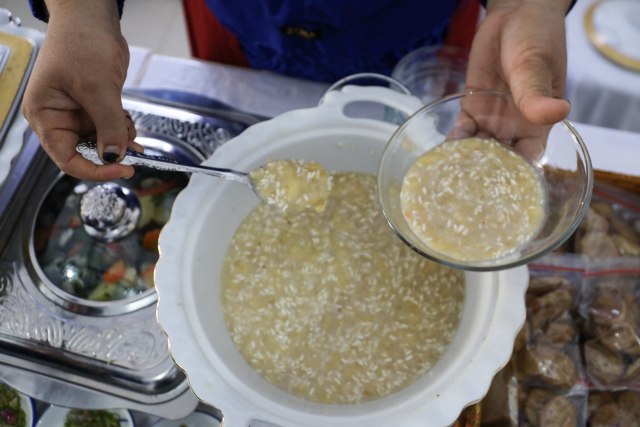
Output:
[203, 0, 460, 82]
[28, 0, 576, 82]
[27, 0, 460, 81]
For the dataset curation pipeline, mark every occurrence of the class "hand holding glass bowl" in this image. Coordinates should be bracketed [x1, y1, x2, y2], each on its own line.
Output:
[378, 89, 594, 271]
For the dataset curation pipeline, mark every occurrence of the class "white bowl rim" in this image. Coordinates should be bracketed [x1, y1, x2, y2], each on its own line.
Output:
[155, 86, 529, 427]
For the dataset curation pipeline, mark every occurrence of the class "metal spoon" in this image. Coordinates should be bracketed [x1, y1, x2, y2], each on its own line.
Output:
[76, 141, 251, 186]
[75, 142, 331, 213]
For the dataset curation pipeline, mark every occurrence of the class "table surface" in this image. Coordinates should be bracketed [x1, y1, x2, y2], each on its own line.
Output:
[126, 47, 640, 178]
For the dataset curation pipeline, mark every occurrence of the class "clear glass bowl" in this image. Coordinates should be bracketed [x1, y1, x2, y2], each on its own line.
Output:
[378, 89, 594, 271]
[391, 45, 469, 105]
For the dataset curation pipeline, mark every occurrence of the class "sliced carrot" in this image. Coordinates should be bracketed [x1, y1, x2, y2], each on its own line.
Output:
[135, 180, 178, 198]
[103, 260, 126, 283]
[142, 228, 162, 251]
[68, 216, 82, 228]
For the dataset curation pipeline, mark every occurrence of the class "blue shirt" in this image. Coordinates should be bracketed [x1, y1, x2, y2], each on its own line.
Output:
[29, 0, 465, 82]
[202, 0, 461, 82]
[28, 0, 577, 82]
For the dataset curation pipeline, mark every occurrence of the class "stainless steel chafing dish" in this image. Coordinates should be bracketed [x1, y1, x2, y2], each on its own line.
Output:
[0, 13, 261, 416]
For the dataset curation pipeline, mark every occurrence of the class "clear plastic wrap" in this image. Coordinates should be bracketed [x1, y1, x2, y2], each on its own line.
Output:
[481, 181, 640, 426]
[574, 183, 640, 259]
[580, 257, 640, 390]
[517, 386, 587, 427]
[508, 255, 589, 426]
[587, 390, 640, 426]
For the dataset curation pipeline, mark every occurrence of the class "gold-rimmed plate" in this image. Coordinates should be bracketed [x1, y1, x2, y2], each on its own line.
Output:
[584, 0, 640, 71]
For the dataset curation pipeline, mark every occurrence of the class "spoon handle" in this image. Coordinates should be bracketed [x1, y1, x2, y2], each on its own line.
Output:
[76, 142, 250, 185]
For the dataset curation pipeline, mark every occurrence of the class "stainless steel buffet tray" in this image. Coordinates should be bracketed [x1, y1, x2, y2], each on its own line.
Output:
[0, 91, 260, 419]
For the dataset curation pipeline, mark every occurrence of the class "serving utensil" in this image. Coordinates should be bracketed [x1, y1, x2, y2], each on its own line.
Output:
[76, 141, 251, 185]
[76, 142, 331, 213]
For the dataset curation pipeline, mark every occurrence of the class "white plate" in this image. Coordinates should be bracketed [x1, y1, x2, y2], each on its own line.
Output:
[35, 406, 134, 427]
[585, 0, 640, 71]
[152, 411, 219, 427]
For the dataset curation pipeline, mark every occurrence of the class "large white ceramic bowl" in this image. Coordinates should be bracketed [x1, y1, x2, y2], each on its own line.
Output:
[155, 86, 529, 427]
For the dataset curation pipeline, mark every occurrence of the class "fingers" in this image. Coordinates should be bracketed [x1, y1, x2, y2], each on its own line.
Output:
[516, 95, 570, 126]
[24, 99, 138, 181]
[38, 124, 135, 181]
[508, 57, 570, 125]
[468, 2, 570, 126]
[20, 0, 135, 183]
[66, 155, 135, 181]
[501, 7, 570, 125]
[128, 139, 145, 153]
[125, 111, 137, 141]
[75, 109, 139, 179]
[79, 86, 130, 164]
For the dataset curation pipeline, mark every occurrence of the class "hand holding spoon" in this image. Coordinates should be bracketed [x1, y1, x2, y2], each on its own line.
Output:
[76, 142, 331, 213]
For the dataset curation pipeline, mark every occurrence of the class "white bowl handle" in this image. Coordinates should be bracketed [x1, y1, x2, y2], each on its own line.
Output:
[318, 85, 424, 124]
[221, 415, 281, 427]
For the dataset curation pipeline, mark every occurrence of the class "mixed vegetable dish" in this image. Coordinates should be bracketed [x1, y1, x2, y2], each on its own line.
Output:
[64, 409, 120, 427]
[34, 169, 188, 302]
[0, 383, 26, 427]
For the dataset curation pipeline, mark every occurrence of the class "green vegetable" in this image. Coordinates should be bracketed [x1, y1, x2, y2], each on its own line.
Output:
[87, 282, 118, 302]
[0, 384, 26, 427]
[64, 409, 120, 427]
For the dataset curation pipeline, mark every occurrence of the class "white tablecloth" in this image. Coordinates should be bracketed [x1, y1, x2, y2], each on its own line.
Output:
[126, 47, 640, 175]
[566, 0, 640, 133]
[575, 122, 640, 176]
[127, 52, 329, 118]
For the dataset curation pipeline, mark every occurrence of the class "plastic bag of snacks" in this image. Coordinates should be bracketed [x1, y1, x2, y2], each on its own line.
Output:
[573, 183, 640, 259]
[507, 254, 589, 426]
[517, 386, 586, 426]
[579, 257, 640, 389]
[587, 389, 640, 426]
[481, 180, 640, 426]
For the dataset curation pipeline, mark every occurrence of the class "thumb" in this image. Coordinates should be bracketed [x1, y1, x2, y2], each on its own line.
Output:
[509, 55, 570, 125]
[82, 87, 129, 164]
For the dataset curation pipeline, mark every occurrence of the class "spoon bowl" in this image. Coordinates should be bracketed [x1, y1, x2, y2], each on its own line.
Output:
[76, 142, 331, 213]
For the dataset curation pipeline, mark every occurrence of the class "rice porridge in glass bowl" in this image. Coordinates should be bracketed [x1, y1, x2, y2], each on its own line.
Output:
[378, 89, 593, 271]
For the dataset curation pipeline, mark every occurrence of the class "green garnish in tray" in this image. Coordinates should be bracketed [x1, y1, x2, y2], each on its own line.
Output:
[64, 409, 121, 427]
[0, 384, 26, 427]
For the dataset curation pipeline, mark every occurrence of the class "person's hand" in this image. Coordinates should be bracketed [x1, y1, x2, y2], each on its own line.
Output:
[22, 0, 140, 181]
[466, 0, 573, 125]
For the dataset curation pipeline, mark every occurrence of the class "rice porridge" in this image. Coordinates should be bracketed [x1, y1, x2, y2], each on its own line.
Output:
[400, 137, 546, 262]
[250, 159, 332, 213]
[221, 172, 465, 404]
